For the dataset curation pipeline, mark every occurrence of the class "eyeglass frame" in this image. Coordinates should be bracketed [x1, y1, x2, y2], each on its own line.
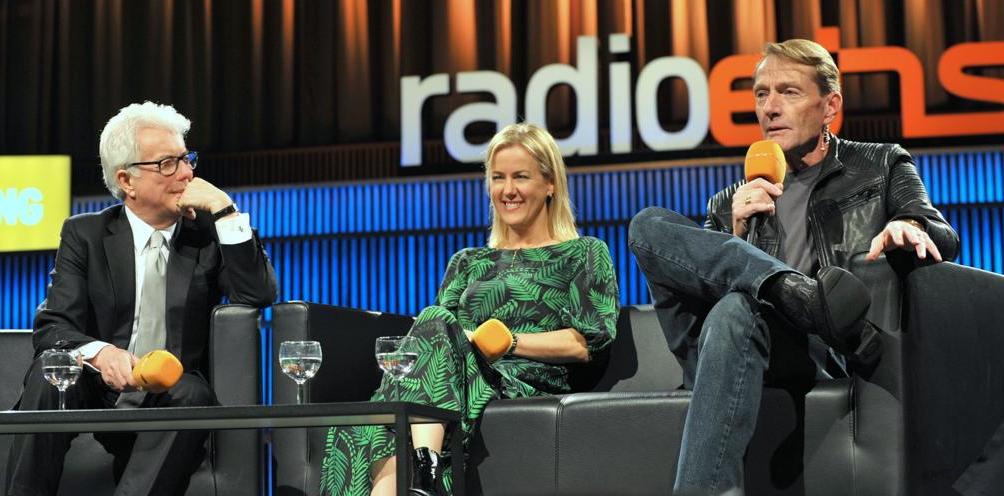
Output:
[127, 151, 198, 176]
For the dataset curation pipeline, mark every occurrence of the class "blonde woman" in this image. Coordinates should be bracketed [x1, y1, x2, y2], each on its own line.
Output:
[320, 123, 620, 495]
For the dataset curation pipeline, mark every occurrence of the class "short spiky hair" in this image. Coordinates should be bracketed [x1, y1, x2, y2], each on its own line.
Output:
[98, 101, 191, 199]
[760, 39, 841, 95]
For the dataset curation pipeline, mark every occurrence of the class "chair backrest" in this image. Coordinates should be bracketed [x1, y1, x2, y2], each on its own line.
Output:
[581, 305, 685, 393]
[0, 331, 34, 493]
[0, 331, 33, 410]
[269, 302, 416, 496]
[271, 301, 415, 404]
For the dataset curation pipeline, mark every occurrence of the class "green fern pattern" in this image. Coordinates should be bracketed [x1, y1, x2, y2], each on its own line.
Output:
[320, 237, 619, 495]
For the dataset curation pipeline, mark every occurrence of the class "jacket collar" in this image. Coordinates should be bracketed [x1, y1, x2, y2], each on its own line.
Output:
[814, 135, 844, 184]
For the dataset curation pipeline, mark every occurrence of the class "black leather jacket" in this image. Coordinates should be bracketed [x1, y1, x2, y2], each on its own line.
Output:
[705, 136, 959, 273]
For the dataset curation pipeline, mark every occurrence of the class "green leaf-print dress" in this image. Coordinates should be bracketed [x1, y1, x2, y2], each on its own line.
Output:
[320, 237, 620, 495]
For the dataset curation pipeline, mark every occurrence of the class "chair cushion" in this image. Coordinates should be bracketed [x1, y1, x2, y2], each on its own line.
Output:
[471, 384, 851, 495]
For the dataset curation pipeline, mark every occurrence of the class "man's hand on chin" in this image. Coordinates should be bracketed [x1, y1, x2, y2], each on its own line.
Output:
[89, 346, 139, 392]
[176, 178, 234, 220]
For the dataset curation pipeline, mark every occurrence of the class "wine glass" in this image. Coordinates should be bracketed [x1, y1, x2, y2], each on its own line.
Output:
[278, 340, 323, 404]
[375, 336, 419, 402]
[41, 349, 82, 410]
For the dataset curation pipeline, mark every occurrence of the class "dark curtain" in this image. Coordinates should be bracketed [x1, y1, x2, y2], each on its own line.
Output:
[0, 0, 1000, 174]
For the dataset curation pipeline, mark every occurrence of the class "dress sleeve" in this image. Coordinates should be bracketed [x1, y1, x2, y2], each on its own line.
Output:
[566, 238, 620, 356]
[434, 248, 470, 315]
[884, 146, 959, 262]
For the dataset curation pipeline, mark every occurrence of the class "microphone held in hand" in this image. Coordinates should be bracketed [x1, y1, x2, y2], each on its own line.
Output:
[743, 140, 788, 241]
[132, 350, 183, 391]
[745, 139, 787, 184]
[470, 319, 513, 363]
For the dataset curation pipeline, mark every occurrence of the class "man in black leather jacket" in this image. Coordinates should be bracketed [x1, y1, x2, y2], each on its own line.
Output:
[628, 39, 958, 495]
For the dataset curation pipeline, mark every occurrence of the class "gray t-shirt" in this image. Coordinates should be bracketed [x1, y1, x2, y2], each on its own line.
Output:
[773, 164, 837, 378]
[774, 164, 823, 275]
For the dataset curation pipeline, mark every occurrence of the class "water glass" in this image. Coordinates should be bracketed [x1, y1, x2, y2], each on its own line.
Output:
[374, 336, 419, 402]
[41, 349, 82, 410]
[279, 340, 323, 404]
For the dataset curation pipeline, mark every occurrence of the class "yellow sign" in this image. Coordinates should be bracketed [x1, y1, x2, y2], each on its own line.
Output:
[0, 156, 71, 252]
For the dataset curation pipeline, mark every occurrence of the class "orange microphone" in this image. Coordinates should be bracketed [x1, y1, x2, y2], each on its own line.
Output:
[744, 139, 787, 184]
[132, 350, 183, 391]
[470, 319, 514, 363]
[743, 140, 788, 241]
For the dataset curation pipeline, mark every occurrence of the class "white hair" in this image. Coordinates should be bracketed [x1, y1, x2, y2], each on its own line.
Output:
[99, 101, 191, 199]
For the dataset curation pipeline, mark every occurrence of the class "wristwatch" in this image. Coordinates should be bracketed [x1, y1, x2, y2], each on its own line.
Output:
[212, 203, 238, 221]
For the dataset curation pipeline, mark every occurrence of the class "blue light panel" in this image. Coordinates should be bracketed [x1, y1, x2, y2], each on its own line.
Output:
[1, 149, 1002, 329]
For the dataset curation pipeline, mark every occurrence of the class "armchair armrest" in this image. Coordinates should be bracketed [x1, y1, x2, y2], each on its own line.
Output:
[208, 303, 264, 496]
[210, 304, 263, 406]
[902, 262, 1004, 494]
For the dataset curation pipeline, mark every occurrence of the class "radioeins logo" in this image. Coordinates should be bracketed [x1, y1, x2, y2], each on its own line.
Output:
[400, 27, 1004, 166]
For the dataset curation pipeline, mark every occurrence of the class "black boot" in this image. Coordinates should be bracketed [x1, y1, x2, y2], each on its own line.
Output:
[764, 266, 882, 365]
[409, 447, 442, 496]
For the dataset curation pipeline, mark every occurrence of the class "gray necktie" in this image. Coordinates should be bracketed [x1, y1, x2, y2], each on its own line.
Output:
[132, 230, 167, 356]
[120, 231, 167, 407]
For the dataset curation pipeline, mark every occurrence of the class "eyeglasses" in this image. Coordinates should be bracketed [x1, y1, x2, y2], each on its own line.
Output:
[128, 151, 198, 176]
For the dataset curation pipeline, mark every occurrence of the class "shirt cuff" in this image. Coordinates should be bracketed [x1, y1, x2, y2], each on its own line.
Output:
[215, 212, 253, 245]
[76, 341, 113, 372]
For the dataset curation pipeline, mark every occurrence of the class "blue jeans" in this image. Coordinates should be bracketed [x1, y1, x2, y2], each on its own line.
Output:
[628, 207, 817, 494]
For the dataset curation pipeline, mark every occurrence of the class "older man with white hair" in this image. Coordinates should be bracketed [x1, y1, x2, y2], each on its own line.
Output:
[6, 102, 277, 495]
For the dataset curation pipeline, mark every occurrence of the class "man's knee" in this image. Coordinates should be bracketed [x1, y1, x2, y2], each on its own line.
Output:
[629, 206, 698, 254]
[628, 206, 669, 248]
[629, 207, 677, 271]
[159, 373, 217, 407]
[19, 357, 46, 396]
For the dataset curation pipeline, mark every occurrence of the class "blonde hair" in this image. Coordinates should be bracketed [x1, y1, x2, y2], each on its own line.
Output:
[760, 39, 841, 95]
[483, 123, 578, 248]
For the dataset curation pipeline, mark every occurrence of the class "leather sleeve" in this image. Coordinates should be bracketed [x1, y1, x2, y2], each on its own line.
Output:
[884, 147, 960, 263]
[704, 183, 742, 236]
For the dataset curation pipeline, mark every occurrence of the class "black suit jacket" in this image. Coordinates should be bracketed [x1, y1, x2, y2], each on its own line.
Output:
[33, 204, 277, 376]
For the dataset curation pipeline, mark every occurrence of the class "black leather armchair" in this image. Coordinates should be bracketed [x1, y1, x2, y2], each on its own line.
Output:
[0, 304, 264, 496]
[270, 262, 1004, 496]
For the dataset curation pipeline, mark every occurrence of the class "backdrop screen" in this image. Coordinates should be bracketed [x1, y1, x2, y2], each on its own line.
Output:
[0, 156, 71, 252]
